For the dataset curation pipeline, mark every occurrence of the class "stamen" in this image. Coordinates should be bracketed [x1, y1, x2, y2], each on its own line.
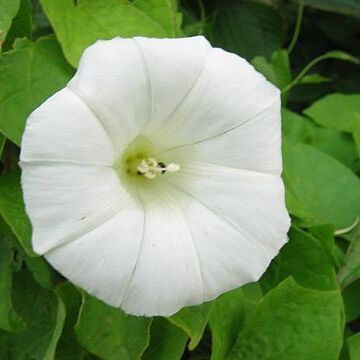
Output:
[137, 157, 180, 179]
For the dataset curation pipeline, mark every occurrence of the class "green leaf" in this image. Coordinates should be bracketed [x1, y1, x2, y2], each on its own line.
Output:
[0, 35, 74, 145]
[23, 255, 52, 289]
[209, 288, 257, 360]
[282, 51, 359, 95]
[282, 109, 359, 170]
[301, 0, 360, 18]
[212, 0, 283, 61]
[3, 0, 32, 51]
[299, 73, 331, 84]
[0, 269, 65, 360]
[338, 228, 360, 288]
[354, 121, 360, 157]
[252, 50, 292, 90]
[0, 172, 33, 256]
[261, 226, 337, 292]
[304, 94, 360, 133]
[228, 278, 344, 360]
[348, 332, 360, 360]
[283, 141, 360, 228]
[169, 302, 213, 350]
[142, 318, 188, 360]
[0, 134, 5, 156]
[308, 224, 336, 255]
[56, 283, 88, 360]
[75, 293, 152, 360]
[40, 0, 183, 67]
[0, 235, 26, 332]
[342, 279, 360, 322]
[0, 0, 21, 49]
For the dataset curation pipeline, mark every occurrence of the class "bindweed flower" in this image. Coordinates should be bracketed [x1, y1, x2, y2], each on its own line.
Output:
[20, 36, 290, 316]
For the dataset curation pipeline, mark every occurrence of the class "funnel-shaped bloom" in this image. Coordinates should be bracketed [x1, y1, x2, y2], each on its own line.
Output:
[20, 36, 290, 316]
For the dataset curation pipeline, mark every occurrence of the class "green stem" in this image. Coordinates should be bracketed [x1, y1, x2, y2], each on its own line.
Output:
[288, 0, 304, 54]
[197, 0, 206, 35]
[282, 53, 337, 94]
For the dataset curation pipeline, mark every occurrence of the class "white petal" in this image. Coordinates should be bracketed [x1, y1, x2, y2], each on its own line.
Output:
[68, 38, 151, 154]
[45, 207, 144, 307]
[163, 161, 290, 300]
[134, 36, 211, 130]
[120, 185, 204, 316]
[162, 100, 282, 176]
[20, 88, 114, 165]
[45, 182, 205, 317]
[20, 162, 127, 255]
[145, 48, 280, 150]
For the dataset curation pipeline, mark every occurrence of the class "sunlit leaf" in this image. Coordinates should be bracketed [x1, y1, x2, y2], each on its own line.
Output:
[228, 278, 344, 360]
[209, 288, 257, 360]
[0, 36, 74, 145]
[283, 141, 360, 228]
[261, 226, 337, 293]
[40, 0, 183, 67]
[304, 93, 360, 133]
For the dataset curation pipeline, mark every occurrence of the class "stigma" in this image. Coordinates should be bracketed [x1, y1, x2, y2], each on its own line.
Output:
[137, 157, 180, 179]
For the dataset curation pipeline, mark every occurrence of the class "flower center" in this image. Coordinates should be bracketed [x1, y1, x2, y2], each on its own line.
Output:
[137, 157, 180, 179]
[115, 135, 180, 184]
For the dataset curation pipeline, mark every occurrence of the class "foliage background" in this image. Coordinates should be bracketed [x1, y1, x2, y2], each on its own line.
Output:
[0, 0, 360, 359]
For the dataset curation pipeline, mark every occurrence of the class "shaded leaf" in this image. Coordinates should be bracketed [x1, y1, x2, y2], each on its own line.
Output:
[213, 0, 283, 61]
[342, 279, 360, 322]
[348, 332, 360, 360]
[338, 227, 360, 288]
[40, 0, 183, 67]
[75, 293, 152, 360]
[0, 235, 26, 331]
[0, 0, 21, 49]
[352, 120, 360, 158]
[0, 172, 33, 255]
[0, 134, 5, 156]
[301, 0, 360, 18]
[23, 255, 52, 289]
[0, 269, 65, 360]
[142, 318, 188, 360]
[169, 302, 213, 350]
[308, 224, 336, 255]
[3, 0, 32, 51]
[56, 283, 88, 360]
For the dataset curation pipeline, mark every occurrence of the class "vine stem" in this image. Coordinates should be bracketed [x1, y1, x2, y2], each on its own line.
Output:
[282, 52, 358, 94]
[288, 0, 304, 54]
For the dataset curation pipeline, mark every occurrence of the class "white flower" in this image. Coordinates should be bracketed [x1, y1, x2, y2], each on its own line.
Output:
[20, 36, 290, 316]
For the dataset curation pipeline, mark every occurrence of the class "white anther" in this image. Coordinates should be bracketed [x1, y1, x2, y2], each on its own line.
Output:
[137, 158, 180, 179]
[166, 163, 180, 173]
